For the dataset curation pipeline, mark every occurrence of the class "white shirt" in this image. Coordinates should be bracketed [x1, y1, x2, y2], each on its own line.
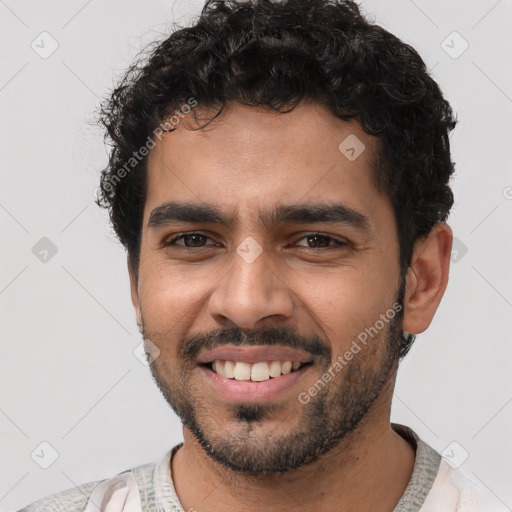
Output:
[17, 424, 508, 512]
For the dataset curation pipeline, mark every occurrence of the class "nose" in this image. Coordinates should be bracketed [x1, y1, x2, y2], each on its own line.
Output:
[207, 243, 295, 331]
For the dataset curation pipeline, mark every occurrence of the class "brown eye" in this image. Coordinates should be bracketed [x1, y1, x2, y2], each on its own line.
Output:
[295, 233, 348, 249]
[165, 233, 215, 248]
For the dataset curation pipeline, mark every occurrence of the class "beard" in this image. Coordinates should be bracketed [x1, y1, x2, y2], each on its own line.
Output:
[140, 279, 406, 476]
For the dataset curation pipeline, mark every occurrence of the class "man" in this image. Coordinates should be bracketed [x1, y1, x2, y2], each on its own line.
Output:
[17, 0, 507, 511]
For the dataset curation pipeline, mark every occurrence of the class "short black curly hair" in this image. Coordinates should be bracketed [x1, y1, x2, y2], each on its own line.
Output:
[96, 0, 457, 355]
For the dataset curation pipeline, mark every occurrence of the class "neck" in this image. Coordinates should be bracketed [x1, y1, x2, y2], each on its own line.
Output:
[171, 389, 415, 512]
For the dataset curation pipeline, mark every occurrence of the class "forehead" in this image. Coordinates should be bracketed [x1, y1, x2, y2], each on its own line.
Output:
[143, 101, 387, 228]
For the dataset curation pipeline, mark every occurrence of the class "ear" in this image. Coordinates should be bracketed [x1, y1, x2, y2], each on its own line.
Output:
[402, 223, 453, 334]
[127, 256, 142, 328]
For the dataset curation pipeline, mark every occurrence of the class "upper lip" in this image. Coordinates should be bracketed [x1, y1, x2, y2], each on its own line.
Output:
[197, 345, 313, 364]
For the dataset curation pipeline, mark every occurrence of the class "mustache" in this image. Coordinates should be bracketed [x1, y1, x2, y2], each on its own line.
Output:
[178, 325, 330, 363]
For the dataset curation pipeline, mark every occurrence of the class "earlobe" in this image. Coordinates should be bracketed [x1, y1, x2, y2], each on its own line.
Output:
[402, 223, 453, 335]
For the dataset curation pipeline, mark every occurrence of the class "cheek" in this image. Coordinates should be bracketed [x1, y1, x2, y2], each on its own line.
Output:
[294, 266, 399, 347]
[138, 253, 227, 337]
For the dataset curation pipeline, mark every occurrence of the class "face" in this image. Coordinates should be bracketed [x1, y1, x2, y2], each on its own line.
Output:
[130, 101, 405, 475]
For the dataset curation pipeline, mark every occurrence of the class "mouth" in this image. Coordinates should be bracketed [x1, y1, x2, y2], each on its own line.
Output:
[201, 360, 313, 382]
[199, 360, 313, 403]
[197, 345, 315, 401]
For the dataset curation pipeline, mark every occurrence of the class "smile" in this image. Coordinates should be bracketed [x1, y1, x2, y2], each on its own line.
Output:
[203, 360, 311, 381]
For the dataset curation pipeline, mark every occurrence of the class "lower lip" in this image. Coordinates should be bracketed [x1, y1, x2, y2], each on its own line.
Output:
[200, 365, 311, 403]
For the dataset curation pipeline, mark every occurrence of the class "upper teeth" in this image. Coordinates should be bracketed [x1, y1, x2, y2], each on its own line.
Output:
[212, 360, 302, 381]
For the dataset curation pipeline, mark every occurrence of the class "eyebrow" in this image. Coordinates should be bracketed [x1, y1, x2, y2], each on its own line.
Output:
[147, 201, 372, 233]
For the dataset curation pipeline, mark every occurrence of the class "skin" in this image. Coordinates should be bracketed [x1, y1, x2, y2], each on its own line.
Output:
[128, 100, 453, 512]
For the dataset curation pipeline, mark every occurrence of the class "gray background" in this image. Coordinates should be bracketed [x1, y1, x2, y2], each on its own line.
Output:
[1, 0, 511, 510]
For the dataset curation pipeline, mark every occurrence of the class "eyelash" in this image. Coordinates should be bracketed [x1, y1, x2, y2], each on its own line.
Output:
[163, 232, 349, 250]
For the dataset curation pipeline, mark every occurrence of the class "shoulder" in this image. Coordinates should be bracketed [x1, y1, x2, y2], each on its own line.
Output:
[15, 446, 180, 512]
[421, 460, 509, 512]
[15, 463, 155, 512]
[16, 479, 103, 512]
